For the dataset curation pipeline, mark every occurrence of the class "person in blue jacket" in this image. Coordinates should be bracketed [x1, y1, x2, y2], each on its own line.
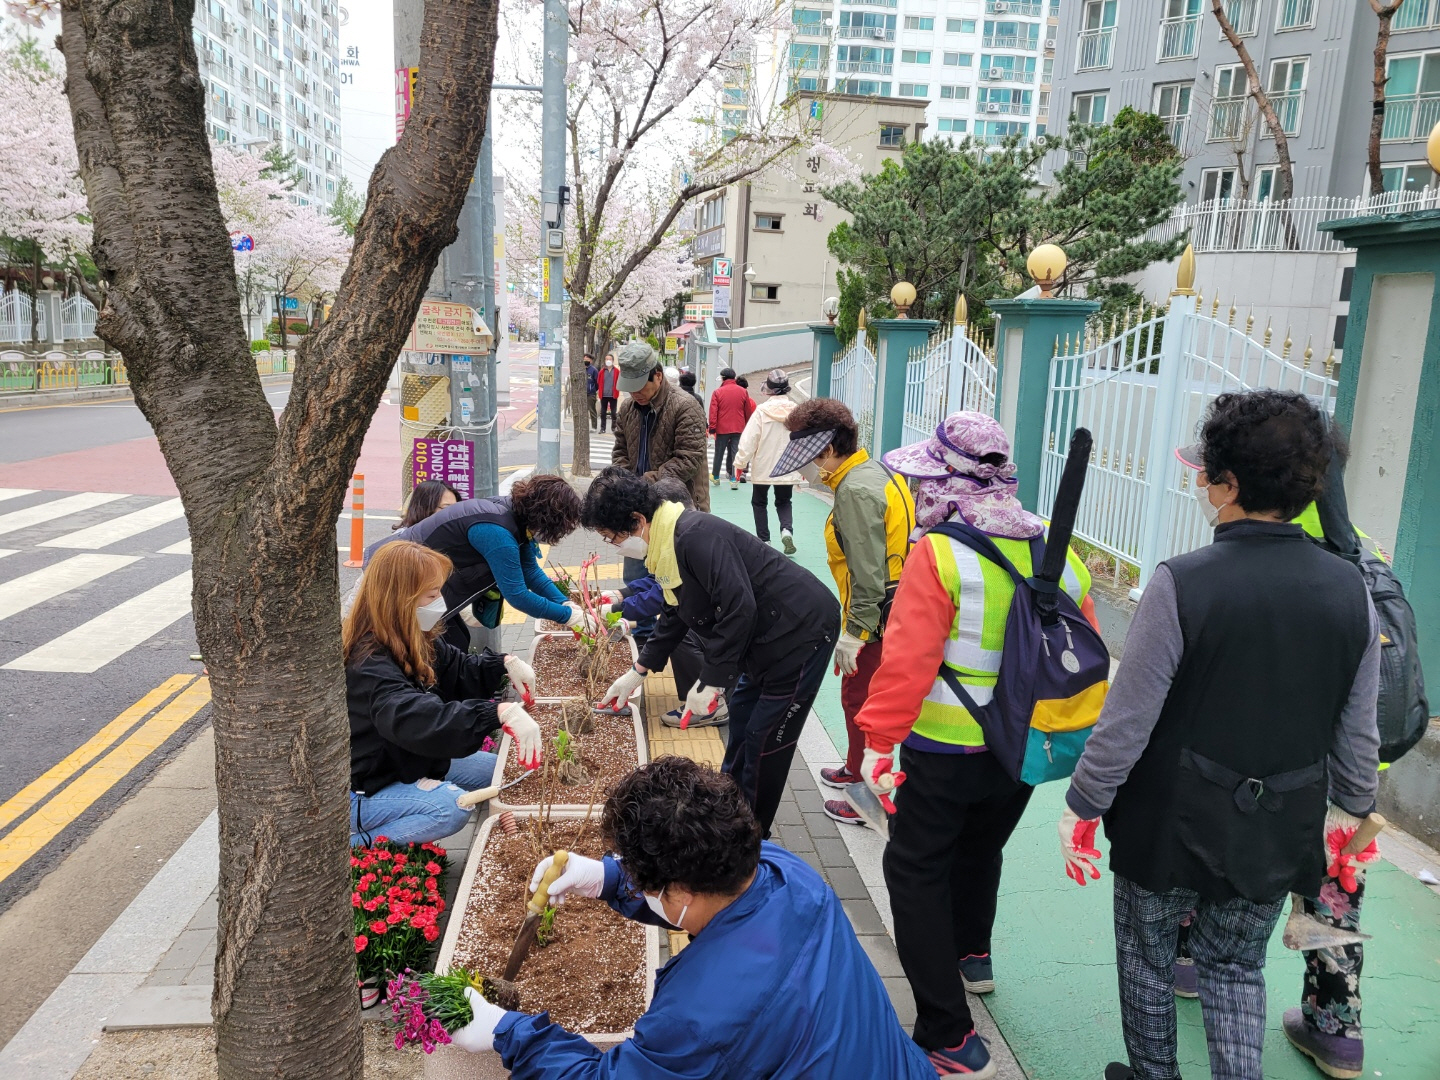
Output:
[446, 756, 935, 1079]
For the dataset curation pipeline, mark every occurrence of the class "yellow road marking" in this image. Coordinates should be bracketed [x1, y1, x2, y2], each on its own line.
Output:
[513, 408, 538, 433]
[0, 677, 212, 886]
[0, 675, 195, 834]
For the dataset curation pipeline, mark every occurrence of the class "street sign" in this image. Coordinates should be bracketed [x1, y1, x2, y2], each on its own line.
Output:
[281, 296, 300, 311]
[713, 257, 732, 287]
[413, 438, 474, 499]
[229, 232, 254, 252]
[407, 299, 485, 352]
[541, 258, 551, 302]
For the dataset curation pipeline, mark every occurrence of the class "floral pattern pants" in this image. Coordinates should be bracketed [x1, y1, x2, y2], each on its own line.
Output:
[1300, 867, 1367, 1039]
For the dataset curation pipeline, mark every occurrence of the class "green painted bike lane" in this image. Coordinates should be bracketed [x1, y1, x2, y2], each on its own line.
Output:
[706, 480, 1440, 1079]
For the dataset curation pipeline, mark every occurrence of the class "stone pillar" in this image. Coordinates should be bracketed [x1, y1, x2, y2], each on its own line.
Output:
[986, 297, 1099, 512]
[809, 322, 839, 400]
[1321, 209, 1440, 683]
[40, 289, 64, 345]
[871, 317, 938, 457]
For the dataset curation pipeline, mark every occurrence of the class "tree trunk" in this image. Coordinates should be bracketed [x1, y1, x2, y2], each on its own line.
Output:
[1367, 2, 1404, 197]
[57, 0, 499, 1076]
[1211, 0, 1294, 201]
[569, 301, 593, 475]
[30, 246, 40, 348]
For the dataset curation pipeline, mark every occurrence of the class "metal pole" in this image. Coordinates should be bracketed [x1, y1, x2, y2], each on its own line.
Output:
[536, 0, 567, 474]
[476, 124, 499, 498]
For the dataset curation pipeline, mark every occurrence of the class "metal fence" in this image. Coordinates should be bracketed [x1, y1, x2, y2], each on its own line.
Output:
[831, 338, 878, 454]
[0, 350, 288, 393]
[1150, 191, 1440, 253]
[903, 324, 998, 446]
[0, 292, 46, 344]
[61, 295, 98, 340]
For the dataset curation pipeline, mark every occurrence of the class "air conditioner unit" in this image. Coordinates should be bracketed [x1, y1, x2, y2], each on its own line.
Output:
[268, 18, 277, 32]
[271, 92, 281, 106]
[992, 1, 1009, 11]
[226, 106, 237, 120]
[988, 68, 1006, 79]
[986, 102, 1001, 112]
[322, 3, 332, 13]
[301, 49, 312, 61]
[871, 27, 886, 38]
[1045, 38, 1056, 50]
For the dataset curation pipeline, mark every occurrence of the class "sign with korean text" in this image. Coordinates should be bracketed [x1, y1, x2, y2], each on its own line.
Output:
[407, 299, 483, 353]
[712, 257, 732, 287]
[541, 258, 551, 303]
[395, 67, 419, 138]
[413, 438, 474, 500]
[713, 283, 731, 320]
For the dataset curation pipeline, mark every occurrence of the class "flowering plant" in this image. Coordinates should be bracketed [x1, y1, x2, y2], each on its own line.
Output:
[351, 838, 450, 983]
[387, 966, 514, 1052]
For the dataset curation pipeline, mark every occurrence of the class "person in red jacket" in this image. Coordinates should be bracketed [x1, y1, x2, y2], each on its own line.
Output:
[708, 367, 755, 489]
[597, 353, 621, 433]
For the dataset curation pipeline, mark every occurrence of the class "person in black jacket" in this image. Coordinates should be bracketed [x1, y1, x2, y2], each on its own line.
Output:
[345, 540, 544, 847]
[582, 467, 839, 834]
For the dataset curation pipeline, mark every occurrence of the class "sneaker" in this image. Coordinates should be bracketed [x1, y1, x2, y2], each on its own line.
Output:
[661, 701, 729, 728]
[819, 765, 861, 789]
[927, 1032, 996, 1078]
[1172, 957, 1198, 999]
[1283, 1008, 1363, 1079]
[730, 480, 738, 490]
[1103, 1065, 1135, 1080]
[958, 954, 994, 994]
[781, 529, 796, 555]
[823, 798, 866, 825]
[711, 476, 720, 486]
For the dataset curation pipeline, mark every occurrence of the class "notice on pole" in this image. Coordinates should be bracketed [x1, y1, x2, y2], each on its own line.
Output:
[542, 258, 551, 303]
[413, 438, 474, 500]
[407, 299, 483, 353]
[538, 366, 555, 385]
[713, 283, 731, 320]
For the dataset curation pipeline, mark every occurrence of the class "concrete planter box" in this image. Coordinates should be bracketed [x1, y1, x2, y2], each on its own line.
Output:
[422, 809, 660, 1080]
[523, 630, 641, 707]
[491, 700, 647, 814]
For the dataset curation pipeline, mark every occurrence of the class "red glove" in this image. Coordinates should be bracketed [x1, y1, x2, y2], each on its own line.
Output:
[1059, 807, 1102, 886]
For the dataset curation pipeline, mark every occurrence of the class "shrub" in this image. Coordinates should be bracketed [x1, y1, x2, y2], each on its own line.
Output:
[250, 340, 270, 353]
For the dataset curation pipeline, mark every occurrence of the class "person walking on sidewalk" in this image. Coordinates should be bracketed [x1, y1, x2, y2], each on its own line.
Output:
[584, 353, 600, 430]
[773, 397, 915, 826]
[1058, 389, 1380, 1080]
[708, 367, 754, 488]
[583, 467, 839, 834]
[597, 353, 620, 433]
[735, 369, 802, 553]
[853, 411, 1096, 1080]
[678, 367, 702, 406]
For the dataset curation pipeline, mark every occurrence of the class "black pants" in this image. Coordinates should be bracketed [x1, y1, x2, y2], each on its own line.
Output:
[669, 631, 704, 700]
[884, 748, 1033, 1050]
[598, 396, 617, 432]
[722, 628, 834, 835]
[587, 394, 598, 428]
[712, 432, 740, 480]
[750, 484, 793, 542]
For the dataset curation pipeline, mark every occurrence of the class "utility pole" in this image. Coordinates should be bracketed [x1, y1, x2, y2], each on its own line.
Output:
[447, 125, 498, 499]
[536, 0, 568, 474]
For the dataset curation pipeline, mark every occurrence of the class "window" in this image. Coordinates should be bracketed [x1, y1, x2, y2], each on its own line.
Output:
[837, 45, 895, 72]
[940, 85, 970, 100]
[790, 42, 828, 71]
[984, 20, 1040, 50]
[1154, 82, 1192, 147]
[754, 214, 783, 231]
[898, 82, 929, 96]
[1379, 161, 1438, 193]
[1199, 166, 1237, 202]
[1159, 0, 1200, 61]
[980, 87, 1033, 113]
[1208, 64, 1247, 140]
[1221, 0, 1260, 35]
[982, 55, 1037, 82]
[1382, 51, 1440, 141]
[974, 119, 1029, 143]
[1395, 0, 1440, 32]
[943, 51, 973, 66]
[937, 118, 968, 133]
[838, 11, 896, 37]
[1267, 56, 1307, 136]
[879, 123, 907, 146]
[1071, 91, 1107, 124]
[750, 284, 780, 301]
[902, 50, 931, 64]
[945, 18, 977, 33]
[792, 8, 826, 31]
[700, 194, 726, 230]
[904, 16, 934, 30]
[835, 78, 892, 96]
[1078, 0, 1117, 71]
[1253, 165, 1279, 201]
[1275, 0, 1314, 30]
[723, 86, 748, 104]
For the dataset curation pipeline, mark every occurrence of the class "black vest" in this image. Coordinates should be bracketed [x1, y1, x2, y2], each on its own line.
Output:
[365, 496, 521, 593]
[1106, 520, 1371, 903]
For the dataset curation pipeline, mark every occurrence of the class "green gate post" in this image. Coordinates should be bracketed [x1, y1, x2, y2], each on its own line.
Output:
[872, 316, 938, 457]
[809, 322, 839, 400]
[987, 297, 1099, 512]
[1321, 209, 1440, 685]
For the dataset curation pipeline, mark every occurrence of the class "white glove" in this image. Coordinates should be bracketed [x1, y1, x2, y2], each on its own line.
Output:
[861, 745, 905, 814]
[529, 852, 607, 906]
[460, 606, 483, 628]
[449, 986, 508, 1053]
[565, 602, 601, 636]
[499, 703, 543, 770]
[1059, 806, 1102, 887]
[680, 683, 724, 729]
[600, 589, 624, 605]
[503, 654, 537, 706]
[833, 631, 865, 677]
[599, 663, 646, 710]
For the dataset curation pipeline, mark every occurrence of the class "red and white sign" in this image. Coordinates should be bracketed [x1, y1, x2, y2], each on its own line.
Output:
[712, 257, 732, 287]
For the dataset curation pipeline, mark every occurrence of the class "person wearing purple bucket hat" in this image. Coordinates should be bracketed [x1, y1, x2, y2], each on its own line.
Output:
[846, 410, 1099, 1079]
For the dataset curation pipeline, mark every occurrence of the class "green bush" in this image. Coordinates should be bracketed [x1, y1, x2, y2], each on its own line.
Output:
[250, 340, 270, 353]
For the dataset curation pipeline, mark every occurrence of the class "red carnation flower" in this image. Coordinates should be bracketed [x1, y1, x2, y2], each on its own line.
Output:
[425, 861, 442, 875]
[354, 935, 368, 953]
[369, 919, 388, 935]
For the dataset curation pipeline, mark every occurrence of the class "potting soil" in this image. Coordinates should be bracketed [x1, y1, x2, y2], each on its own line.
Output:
[500, 703, 640, 805]
[531, 635, 633, 700]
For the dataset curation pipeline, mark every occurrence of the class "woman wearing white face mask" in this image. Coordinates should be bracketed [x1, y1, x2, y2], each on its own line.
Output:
[344, 541, 543, 847]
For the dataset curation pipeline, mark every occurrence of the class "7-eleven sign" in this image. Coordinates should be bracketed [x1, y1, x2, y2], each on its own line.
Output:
[713, 257, 732, 286]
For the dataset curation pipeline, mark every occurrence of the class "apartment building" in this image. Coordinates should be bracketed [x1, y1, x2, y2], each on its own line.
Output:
[785, 0, 1060, 145]
[1050, 0, 1440, 202]
[190, 0, 346, 207]
[686, 93, 929, 329]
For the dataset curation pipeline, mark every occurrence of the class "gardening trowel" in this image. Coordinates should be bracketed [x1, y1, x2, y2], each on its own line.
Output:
[501, 849, 570, 982]
[843, 783, 892, 837]
[454, 769, 536, 810]
[1281, 814, 1386, 952]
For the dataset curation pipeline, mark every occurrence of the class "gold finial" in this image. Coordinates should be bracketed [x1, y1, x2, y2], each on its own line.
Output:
[1064, 333, 1071, 354]
[1263, 317, 1273, 348]
[1228, 301, 1237, 327]
[1324, 349, 1336, 377]
[1211, 294, 1221, 318]
[954, 293, 967, 326]
[1245, 308, 1254, 335]
[1053, 335, 1060, 356]
[1303, 336, 1314, 369]
[1124, 452, 1133, 476]
[1173, 243, 1197, 296]
[1283, 327, 1293, 359]
[857, 308, 867, 332]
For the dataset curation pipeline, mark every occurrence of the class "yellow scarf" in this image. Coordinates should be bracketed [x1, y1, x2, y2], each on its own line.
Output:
[644, 500, 685, 604]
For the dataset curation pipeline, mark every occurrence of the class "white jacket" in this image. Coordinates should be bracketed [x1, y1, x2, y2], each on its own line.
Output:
[735, 395, 802, 484]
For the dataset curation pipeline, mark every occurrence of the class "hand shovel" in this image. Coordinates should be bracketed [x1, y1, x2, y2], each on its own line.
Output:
[501, 849, 569, 982]
[1281, 813, 1386, 952]
[843, 783, 893, 837]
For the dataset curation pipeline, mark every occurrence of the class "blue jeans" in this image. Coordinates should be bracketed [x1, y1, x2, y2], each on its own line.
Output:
[349, 750, 498, 847]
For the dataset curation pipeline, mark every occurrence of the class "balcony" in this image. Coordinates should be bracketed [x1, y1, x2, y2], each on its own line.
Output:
[983, 34, 1039, 49]
[1161, 116, 1187, 149]
[990, 1, 1043, 14]
[839, 26, 894, 39]
[1222, 0, 1260, 34]
[1382, 92, 1440, 141]
[984, 66, 1036, 84]
[976, 133, 1030, 145]
[837, 60, 893, 74]
[1158, 15, 1199, 60]
[1076, 27, 1114, 71]
[1267, 90, 1304, 136]
[792, 24, 832, 38]
[841, 0, 898, 7]
[980, 99, 1031, 114]
[1207, 97, 1246, 141]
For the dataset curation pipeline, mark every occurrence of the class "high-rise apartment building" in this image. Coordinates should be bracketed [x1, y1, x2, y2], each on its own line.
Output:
[1049, 0, 1440, 203]
[190, 0, 346, 207]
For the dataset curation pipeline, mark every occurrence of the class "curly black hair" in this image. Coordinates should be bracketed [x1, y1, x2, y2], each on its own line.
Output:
[1200, 390, 1337, 521]
[580, 466, 663, 534]
[601, 756, 761, 894]
[785, 398, 858, 457]
[510, 474, 582, 544]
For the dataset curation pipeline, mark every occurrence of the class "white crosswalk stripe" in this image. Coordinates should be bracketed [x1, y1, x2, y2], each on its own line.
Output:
[158, 538, 191, 556]
[0, 489, 38, 503]
[40, 497, 186, 550]
[0, 554, 139, 623]
[0, 492, 127, 537]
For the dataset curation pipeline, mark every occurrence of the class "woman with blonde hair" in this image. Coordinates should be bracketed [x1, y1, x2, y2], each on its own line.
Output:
[345, 541, 543, 846]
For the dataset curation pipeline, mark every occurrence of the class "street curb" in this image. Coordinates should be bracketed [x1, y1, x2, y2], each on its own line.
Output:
[0, 373, 293, 408]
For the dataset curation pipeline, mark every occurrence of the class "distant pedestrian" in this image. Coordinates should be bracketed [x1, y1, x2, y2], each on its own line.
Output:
[678, 368, 702, 406]
[1060, 389, 1380, 1080]
[584, 353, 600, 430]
[735, 369, 800, 552]
[598, 353, 620, 433]
[708, 367, 754, 489]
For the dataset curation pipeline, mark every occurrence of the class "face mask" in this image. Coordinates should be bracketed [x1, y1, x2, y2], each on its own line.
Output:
[643, 886, 688, 930]
[615, 534, 649, 559]
[416, 596, 448, 631]
[799, 461, 821, 483]
[1194, 482, 1224, 528]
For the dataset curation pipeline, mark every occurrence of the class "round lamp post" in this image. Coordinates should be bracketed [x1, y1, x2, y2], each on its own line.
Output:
[890, 281, 917, 318]
[1026, 244, 1067, 298]
[822, 295, 839, 325]
[1428, 120, 1440, 173]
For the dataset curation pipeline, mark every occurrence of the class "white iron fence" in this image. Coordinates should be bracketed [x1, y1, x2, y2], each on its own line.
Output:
[61, 294, 98, 340]
[1040, 294, 1339, 587]
[0, 291, 45, 343]
[903, 324, 998, 446]
[1150, 190, 1440, 254]
[831, 338, 878, 454]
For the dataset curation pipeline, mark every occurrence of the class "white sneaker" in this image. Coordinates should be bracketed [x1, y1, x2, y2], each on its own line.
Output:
[781, 530, 795, 555]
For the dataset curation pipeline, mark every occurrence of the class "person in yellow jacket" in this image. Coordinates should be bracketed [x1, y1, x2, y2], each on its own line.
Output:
[774, 398, 915, 826]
